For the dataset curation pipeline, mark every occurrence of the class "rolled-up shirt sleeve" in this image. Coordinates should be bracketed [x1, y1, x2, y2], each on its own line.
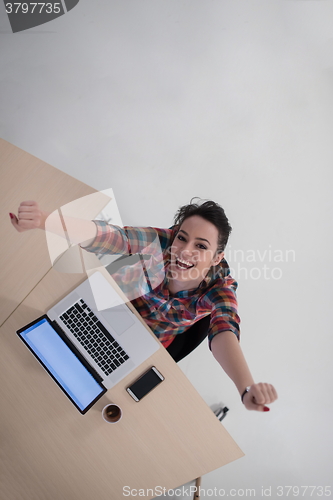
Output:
[206, 285, 241, 350]
[80, 220, 175, 257]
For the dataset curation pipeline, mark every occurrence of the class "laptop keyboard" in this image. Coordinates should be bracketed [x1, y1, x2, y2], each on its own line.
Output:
[59, 298, 130, 376]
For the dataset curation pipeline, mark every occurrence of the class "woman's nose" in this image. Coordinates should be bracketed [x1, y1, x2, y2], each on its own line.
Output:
[181, 246, 193, 259]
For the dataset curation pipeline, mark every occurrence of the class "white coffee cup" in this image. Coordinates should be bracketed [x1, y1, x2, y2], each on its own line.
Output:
[102, 403, 122, 423]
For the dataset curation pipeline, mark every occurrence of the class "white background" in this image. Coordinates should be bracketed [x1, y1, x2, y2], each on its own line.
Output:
[1, 1, 332, 498]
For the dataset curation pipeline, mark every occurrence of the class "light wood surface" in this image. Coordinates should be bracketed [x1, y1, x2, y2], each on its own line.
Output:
[0, 137, 98, 326]
[0, 267, 244, 500]
[0, 139, 244, 500]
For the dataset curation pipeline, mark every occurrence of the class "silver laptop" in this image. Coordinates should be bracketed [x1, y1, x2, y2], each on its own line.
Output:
[47, 270, 160, 390]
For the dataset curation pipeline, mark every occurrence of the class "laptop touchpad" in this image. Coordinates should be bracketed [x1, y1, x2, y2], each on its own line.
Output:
[101, 305, 135, 336]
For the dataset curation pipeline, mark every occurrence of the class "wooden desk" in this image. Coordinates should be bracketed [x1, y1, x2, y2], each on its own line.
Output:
[0, 139, 244, 500]
[0, 137, 99, 326]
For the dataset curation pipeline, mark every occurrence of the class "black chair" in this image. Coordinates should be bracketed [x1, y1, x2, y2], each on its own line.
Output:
[166, 314, 211, 363]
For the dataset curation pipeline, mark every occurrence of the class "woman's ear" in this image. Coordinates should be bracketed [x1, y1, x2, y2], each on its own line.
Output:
[213, 251, 225, 266]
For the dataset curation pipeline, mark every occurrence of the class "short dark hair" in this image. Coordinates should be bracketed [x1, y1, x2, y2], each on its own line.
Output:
[173, 197, 232, 253]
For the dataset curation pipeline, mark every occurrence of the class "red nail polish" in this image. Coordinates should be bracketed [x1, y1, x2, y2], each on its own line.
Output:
[264, 406, 270, 412]
[9, 213, 13, 219]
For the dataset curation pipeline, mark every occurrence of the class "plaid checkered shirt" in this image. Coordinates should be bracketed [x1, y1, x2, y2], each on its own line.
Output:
[81, 221, 241, 350]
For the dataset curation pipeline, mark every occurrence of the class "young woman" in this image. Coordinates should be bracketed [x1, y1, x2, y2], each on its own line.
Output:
[10, 198, 278, 412]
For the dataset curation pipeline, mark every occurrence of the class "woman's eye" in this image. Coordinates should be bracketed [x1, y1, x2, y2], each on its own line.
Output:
[177, 235, 206, 250]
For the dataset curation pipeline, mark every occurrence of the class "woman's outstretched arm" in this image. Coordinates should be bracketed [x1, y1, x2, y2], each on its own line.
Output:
[211, 330, 278, 411]
[10, 200, 98, 246]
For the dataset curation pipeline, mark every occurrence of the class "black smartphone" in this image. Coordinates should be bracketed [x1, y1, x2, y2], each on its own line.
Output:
[126, 366, 164, 402]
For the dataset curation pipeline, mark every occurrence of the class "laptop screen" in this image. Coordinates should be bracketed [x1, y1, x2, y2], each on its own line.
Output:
[17, 317, 106, 414]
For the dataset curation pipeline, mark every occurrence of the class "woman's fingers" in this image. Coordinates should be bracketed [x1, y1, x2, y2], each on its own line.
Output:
[243, 383, 278, 411]
[18, 206, 36, 215]
[19, 200, 38, 207]
[10, 201, 41, 231]
[18, 210, 39, 220]
[252, 383, 278, 404]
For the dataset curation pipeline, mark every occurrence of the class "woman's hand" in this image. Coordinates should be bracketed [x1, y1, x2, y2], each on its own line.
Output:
[9, 201, 44, 232]
[242, 382, 278, 411]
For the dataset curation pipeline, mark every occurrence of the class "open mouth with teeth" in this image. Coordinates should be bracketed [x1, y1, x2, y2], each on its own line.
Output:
[175, 258, 195, 270]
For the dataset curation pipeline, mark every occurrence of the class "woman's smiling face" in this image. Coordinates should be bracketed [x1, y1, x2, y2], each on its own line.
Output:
[168, 215, 225, 290]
